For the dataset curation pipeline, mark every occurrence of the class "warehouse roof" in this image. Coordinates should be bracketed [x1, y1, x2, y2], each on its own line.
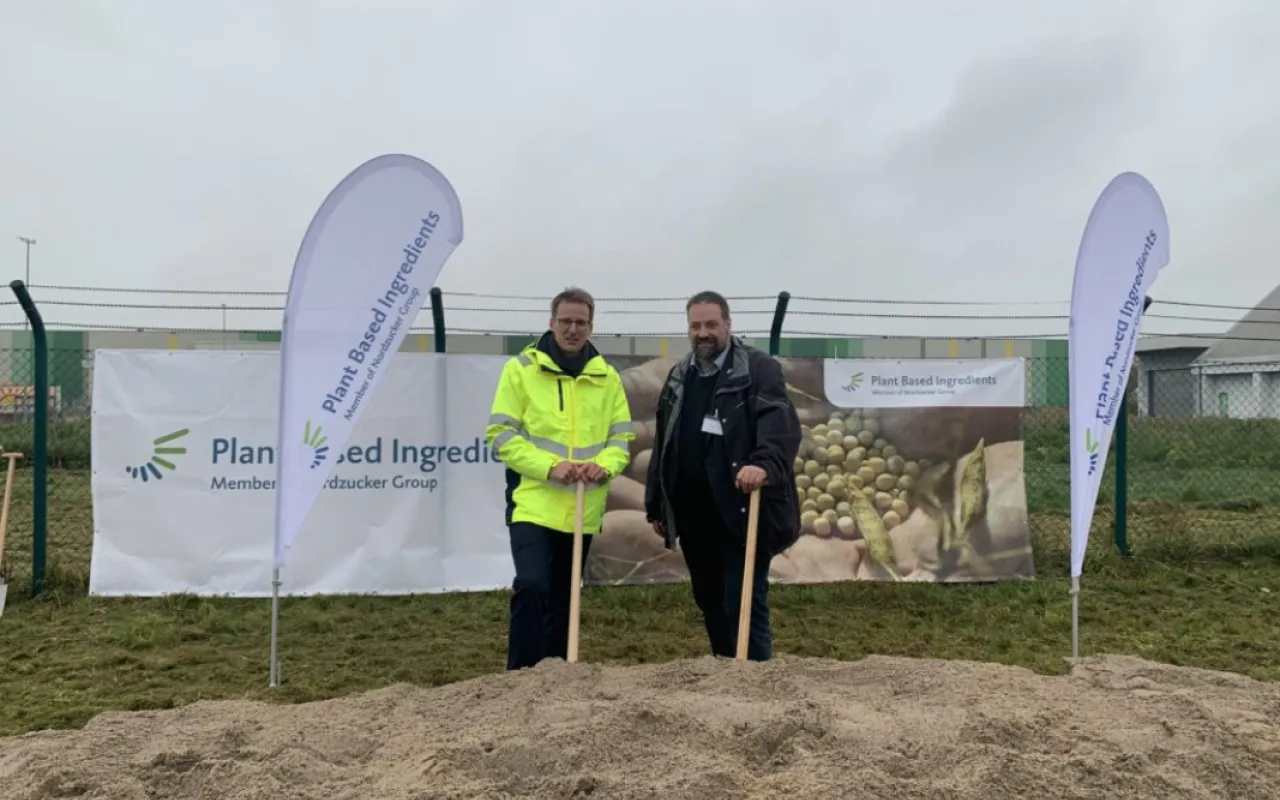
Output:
[1197, 283, 1280, 362]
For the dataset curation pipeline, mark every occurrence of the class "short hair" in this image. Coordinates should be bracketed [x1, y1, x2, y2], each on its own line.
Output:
[551, 287, 595, 322]
[686, 290, 730, 321]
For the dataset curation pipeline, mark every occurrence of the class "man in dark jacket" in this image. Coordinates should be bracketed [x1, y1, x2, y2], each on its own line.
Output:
[644, 290, 802, 661]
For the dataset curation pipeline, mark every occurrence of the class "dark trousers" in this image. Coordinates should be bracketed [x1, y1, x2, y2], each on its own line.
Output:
[507, 522, 593, 670]
[677, 514, 773, 661]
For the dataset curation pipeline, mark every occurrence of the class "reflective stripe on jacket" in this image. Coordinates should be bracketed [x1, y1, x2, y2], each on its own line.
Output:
[484, 338, 634, 534]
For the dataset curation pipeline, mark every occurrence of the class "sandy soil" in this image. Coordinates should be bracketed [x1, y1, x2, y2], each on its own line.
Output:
[3, 654, 1279, 800]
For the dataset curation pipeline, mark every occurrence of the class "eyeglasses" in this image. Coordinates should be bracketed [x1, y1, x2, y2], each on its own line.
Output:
[556, 318, 590, 330]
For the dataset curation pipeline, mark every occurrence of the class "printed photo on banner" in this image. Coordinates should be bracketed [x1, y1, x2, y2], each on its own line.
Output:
[590, 355, 1035, 587]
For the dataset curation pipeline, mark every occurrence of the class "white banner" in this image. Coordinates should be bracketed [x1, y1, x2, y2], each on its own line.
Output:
[1068, 172, 1169, 578]
[91, 349, 508, 597]
[822, 358, 1026, 408]
[90, 350, 1039, 596]
[275, 154, 463, 570]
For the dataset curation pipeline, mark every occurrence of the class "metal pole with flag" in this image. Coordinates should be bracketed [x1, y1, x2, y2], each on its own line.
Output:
[1067, 171, 1169, 659]
[269, 154, 464, 686]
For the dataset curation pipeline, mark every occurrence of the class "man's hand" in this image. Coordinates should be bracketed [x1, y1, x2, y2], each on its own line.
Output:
[735, 464, 768, 493]
[578, 462, 608, 484]
[548, 461, 580, 484]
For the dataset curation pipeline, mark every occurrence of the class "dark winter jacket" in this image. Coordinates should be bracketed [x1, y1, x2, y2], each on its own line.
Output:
[644, 337, 802, 560]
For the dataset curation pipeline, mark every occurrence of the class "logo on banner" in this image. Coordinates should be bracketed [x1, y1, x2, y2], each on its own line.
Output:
[317, 213, 440, 425]
[303, 420, 329, 469]
[1085, 428, 1101, 476]
[125, 428, 190, 482]
[823, 360, 1018, 408]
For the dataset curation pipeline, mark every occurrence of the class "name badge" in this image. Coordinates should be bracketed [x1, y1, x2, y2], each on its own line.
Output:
[701, 415, 724, 436]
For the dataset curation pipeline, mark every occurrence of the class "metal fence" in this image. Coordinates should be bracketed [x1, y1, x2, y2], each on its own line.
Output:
[1, 334, 1279, 600]
[0, 341, 91, 596]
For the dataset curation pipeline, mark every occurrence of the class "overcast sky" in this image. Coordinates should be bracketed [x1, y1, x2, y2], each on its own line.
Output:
[3, 0, 1278, 339]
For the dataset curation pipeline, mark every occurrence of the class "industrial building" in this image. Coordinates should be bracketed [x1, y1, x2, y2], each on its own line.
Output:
[2, 302, 1276, 419]
[1134, 283, 1280, 418]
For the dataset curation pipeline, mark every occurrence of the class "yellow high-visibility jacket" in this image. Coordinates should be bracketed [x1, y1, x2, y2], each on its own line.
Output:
[485, 337, 634, 535]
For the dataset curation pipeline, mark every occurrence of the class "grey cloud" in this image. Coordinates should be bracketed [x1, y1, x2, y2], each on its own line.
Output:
[2, 1, 1280, 338]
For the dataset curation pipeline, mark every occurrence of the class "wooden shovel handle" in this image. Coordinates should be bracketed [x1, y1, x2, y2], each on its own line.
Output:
[0, 452, 24, 570]
[735, 487, 762, 660]
[567, 481, 586, 663]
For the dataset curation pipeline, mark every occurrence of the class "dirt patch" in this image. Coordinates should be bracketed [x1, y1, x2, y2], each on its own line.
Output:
[2, 654, 1278, 799]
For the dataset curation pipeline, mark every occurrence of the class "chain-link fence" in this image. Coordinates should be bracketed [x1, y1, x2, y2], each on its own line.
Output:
[0, 344, 92, 596]
[1, 344, 1277, 597]
[1026, 356, 1280, 572]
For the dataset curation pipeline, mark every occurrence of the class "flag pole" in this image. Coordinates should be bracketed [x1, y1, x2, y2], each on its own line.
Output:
[269, 569, 282, 686]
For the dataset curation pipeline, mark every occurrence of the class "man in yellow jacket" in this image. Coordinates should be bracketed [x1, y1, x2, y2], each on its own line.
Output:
[485, 287, 634, 669]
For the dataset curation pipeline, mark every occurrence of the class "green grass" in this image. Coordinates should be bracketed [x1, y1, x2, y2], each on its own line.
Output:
[1, 410, 1280, 736]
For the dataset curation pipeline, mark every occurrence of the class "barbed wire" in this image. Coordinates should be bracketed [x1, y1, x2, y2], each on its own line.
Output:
[0, 319, 772, 337]
[12, 282, 1280, 314]
[8, 283, 1078, 306]
[23, 284, 780, 303]
[0, 283, 1099, 306]
[3, 297, 1274, 326]
[0, 317, 1276, 344]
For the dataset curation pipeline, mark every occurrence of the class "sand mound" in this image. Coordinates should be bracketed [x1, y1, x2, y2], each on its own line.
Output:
[3, 654, 1279, 799]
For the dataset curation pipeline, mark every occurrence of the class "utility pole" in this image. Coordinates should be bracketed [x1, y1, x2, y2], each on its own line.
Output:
[15, 236, 37, 419]
[16, 237, 35, 329]
[16, 236, 35, 285]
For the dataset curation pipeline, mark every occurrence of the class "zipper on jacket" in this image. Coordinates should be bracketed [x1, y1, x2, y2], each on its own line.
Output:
[567, 377, 578, 460]
[557, 379, 565, 412]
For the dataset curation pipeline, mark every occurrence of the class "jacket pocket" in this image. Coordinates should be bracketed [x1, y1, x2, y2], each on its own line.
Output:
[759, 482, 800, 553]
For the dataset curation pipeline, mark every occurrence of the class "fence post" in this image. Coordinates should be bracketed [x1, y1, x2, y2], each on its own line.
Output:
[1114, 294, 1153, 558]
[8, 280, 48, 597]
[768, 291, 790, 357]
[429, 287, 446, 354]
[1114, 397, 1131, 557]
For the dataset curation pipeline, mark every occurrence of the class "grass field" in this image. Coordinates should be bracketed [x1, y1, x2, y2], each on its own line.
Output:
[1, 412, 1280, 736]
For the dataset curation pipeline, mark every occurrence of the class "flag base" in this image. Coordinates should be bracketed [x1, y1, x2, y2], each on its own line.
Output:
[1069, 575, 1080, 659]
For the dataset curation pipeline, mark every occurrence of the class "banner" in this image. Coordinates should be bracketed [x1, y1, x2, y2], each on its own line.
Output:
[275, 154, 463, 570]
[1068, 172, 1169, 577]
[90, 350, 1035, 596]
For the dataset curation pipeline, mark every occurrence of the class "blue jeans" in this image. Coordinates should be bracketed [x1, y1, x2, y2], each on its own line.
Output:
[507, 523, 593, 670]
[680, 527, 773, 661]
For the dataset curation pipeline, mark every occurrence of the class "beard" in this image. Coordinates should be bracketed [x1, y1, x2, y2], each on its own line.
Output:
[694, 338, 724, 359]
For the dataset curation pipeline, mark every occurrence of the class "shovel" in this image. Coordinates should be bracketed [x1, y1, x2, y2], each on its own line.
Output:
[735, 487, 762, 660]
[567, 481, 586, 663]
[0, 451, 23, 617]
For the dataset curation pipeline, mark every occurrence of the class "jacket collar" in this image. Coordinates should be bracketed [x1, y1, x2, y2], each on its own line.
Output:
[527, 330, 607, 377]
[676, 336, 752, 392]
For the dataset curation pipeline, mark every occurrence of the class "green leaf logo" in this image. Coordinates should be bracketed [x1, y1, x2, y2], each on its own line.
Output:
[126, 428, 189, 482]
[304, 420, 329, 469]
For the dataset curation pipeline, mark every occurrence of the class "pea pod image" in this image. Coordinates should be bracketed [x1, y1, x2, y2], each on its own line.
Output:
[849, 489, 901, 581]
